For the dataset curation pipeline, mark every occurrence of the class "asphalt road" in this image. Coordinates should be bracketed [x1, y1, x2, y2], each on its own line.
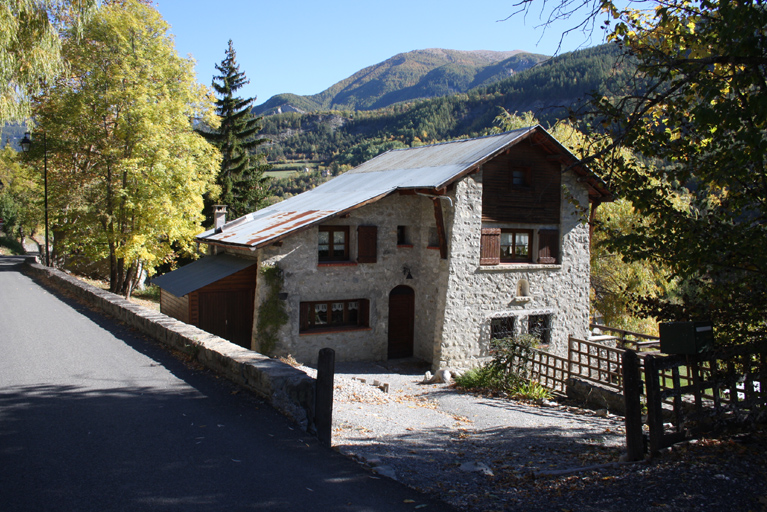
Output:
[0, 256, 453, 512]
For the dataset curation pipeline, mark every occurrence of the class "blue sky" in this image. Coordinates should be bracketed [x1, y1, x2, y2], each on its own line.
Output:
[154, 0, 606, 107]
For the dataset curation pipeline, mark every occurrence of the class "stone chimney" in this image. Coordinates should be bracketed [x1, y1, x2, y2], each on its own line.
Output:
[214, 205, 227, 231]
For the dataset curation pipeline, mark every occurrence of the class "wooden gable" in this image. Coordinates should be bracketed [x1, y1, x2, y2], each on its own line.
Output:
[481, 139, 562, 224]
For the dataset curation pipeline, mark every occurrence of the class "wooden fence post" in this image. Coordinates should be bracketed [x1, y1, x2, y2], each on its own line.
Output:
[315, 348, 335, 447]
[644, 354, 664, 456]
[622, 349, 645, 461]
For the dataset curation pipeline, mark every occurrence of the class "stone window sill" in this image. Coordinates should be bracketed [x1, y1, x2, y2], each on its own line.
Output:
[300, 326, 372, 336]
[478, 263, 562, 272]
[318, 261, 358, 268]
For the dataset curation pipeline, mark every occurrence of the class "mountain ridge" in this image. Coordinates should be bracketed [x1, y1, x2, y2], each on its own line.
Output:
[253, 48, 549, 115]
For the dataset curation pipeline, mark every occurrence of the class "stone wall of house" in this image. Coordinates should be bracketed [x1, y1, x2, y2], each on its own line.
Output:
[437, 167, 592, 369]
[254, 193, 450, 366]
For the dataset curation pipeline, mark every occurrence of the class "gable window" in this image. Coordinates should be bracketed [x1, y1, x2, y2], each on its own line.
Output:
[511, 167, 531, 188]
[300, 299, 370, 333]
[491, 316, 516, 340]
[500, 229, 533, 263]
[318, 226, 349, 262]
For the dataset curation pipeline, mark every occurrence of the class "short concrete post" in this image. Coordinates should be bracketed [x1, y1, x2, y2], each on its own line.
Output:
[622, 349, 645, 461]
[315, 348, 335, 447]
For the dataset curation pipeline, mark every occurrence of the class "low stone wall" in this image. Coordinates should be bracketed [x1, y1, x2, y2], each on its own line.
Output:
[23, 258, 316, 432]
[566, 377, 627, 416]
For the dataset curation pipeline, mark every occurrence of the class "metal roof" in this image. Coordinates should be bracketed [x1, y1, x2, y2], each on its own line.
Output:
[151, 253, 255, 297]
[196, 126, 610, 250]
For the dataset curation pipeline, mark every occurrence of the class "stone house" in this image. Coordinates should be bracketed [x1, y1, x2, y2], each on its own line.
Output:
[152, 126, 612, 370]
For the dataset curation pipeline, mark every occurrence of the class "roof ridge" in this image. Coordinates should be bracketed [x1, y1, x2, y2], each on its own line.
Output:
[388, 126, 537, 153]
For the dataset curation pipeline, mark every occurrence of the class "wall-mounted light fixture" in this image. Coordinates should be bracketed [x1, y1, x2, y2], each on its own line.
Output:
[402, 266, 413, 279]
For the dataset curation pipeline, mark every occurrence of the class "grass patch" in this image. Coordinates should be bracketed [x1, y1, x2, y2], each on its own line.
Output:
[132, 284, 160, 302]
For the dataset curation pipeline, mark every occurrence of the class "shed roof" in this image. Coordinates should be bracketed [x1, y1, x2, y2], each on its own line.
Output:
[151, 253, 255, 297]
[196, 126, 611, 250]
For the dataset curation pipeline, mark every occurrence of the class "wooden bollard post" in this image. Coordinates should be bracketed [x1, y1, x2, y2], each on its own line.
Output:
[622, 349, 645, 461]
[315, 348, 335, 447]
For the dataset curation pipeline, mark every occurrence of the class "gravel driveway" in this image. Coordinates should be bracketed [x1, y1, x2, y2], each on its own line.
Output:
[303, 359, 626, 509]
[301, 359, 767, 512]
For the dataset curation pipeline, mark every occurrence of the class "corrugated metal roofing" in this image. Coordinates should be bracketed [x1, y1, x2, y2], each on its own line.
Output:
[196, 126, 610, 250]
[151, 253, 255, 297]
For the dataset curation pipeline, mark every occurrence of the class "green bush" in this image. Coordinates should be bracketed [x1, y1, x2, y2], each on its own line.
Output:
[0, 236, 25, 255]
[455, 334, 552, 402]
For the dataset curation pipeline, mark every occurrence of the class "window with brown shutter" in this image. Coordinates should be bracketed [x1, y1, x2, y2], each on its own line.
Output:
[318, 226, 349, 262]
[500, 229, 533, 263]
[480, 228, 501, 265]
[537, 229, 560, 264]
[299, 299, 370, 333]
[357, 225, 377, 263]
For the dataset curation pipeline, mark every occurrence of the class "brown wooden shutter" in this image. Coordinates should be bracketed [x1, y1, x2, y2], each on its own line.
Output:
[358, 299, 370, 327]
[538, 229, 559, 264]
[480, 228, 501, 265]
[357, 225, 377, 263]
[299, 302, 311, 331]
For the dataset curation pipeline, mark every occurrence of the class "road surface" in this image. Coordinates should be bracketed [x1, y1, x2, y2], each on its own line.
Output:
[0, 256, 453, 512]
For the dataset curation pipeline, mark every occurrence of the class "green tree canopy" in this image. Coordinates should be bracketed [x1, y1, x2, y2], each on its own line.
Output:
[0, 146, 40, 239]
[0, 0, 96, 122]
[198, 40, 270, 221]
[31, 0, 220, 297]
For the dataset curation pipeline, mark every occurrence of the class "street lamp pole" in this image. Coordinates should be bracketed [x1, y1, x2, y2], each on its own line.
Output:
[42, 132, 49, 267]
[20, 132, 49, 267]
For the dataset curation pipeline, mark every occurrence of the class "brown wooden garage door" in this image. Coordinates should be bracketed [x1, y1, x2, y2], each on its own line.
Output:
[193, 265, 256, 349]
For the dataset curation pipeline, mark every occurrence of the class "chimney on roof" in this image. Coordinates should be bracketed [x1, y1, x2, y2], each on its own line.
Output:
[214, 205, 227, 231]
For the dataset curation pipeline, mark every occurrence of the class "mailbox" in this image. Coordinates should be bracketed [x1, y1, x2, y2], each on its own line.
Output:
[659, 321, 714, 355]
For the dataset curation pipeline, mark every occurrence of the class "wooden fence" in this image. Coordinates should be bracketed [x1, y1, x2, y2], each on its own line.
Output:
[503, 336, 627, 394]
[639, 340, 767, 455]
[502, 342, 570, 393]
[589, 323, 660, 351]
[509, 332, 766, 460]
[568, 336, 625, 392]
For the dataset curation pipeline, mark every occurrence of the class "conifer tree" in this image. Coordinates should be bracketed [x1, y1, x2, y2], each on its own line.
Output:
[199, 40, 270, 222]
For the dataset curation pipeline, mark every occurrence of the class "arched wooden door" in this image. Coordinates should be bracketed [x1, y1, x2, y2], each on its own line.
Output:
[388, 285, 414, 359]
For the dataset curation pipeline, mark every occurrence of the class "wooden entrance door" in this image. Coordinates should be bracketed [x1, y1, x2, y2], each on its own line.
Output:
[388, 285, 414, 359]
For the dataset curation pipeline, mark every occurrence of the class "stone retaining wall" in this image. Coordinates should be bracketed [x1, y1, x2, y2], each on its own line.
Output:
[23, 258, 316, 432]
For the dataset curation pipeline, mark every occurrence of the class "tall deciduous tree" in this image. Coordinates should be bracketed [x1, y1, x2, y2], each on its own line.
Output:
[31, 0, 220, 297]
[198, 40, 270, 221]
[512, 0, 767, 342]
[0, 0, 95, 122]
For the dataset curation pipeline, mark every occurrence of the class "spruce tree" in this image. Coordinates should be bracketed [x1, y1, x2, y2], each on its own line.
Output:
[199, 39, 270, 222]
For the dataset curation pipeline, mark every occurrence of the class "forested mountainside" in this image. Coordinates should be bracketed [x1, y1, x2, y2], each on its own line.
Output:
[253, 49, 549, 115]
[259, 43, 631, 200]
